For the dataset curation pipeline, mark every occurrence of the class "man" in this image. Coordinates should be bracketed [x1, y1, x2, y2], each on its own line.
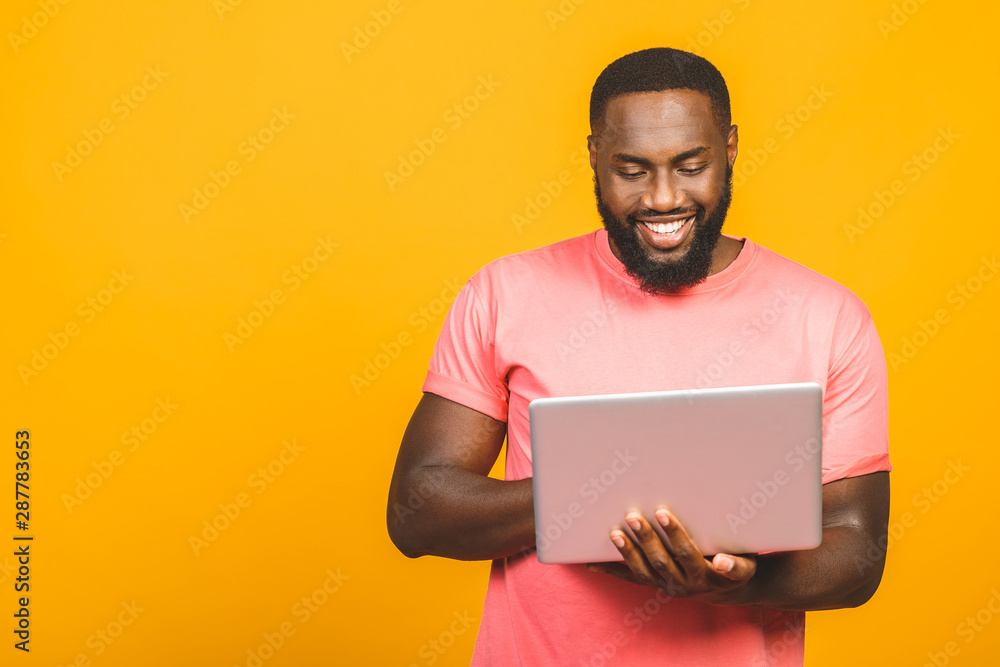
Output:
[387, 48, 890, 665]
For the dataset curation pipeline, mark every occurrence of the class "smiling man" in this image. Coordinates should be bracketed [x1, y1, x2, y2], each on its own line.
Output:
[594, 86, 739, 295]
[388, 48, 891, 666]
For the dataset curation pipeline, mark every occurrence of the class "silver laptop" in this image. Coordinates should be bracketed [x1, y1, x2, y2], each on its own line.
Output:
[529, 382, 823, 564]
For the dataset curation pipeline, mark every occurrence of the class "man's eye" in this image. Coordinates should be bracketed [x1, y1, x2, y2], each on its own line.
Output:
[679, 165, 708, 175]
[616, 170, 645, 179]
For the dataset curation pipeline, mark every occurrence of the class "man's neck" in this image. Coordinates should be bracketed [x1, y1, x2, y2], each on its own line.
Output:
[709, 235, 745, 277]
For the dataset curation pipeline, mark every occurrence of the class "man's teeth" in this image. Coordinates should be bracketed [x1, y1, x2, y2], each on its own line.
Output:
[643, 216, 692, 235]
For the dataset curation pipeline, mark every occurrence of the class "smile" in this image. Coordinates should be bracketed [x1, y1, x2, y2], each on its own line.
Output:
[640, 215, 694, 235]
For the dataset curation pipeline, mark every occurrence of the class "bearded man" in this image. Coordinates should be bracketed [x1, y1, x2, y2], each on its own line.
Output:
[388, 47, 891, 666]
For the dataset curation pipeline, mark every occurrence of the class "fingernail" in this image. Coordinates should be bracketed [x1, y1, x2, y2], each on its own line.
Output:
[626, 513, 641, 531]
[611, 531, 626, 548]
[655, 509, 670, 527]
[716, 555, 734, 572]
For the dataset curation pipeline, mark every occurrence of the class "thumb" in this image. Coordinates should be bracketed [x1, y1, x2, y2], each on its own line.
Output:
[711, 553, 756, 581]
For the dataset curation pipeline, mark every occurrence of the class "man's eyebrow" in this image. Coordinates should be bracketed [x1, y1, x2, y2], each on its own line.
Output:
[611, 146, 711, 165]
[672, 146, 711, 162]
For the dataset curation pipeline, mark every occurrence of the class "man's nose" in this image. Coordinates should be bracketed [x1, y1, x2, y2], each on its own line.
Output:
[640, 172, 685, 212]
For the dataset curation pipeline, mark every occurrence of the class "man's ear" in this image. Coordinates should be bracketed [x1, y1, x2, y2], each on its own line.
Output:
[726, 125, 738, 170]
[587, 135, 599, 171]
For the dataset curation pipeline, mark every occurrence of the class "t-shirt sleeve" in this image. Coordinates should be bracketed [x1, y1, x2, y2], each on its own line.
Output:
[821, 314, 892, 484]
[421, 278, 510, 422]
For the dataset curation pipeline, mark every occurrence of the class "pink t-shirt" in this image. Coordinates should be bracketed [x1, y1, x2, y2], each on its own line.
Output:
[421, 229, 891, 666]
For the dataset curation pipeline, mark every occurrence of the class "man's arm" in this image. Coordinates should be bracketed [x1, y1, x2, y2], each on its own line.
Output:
[386, 392, 535, 561]
[587, 471, 890, 611]
[732, 471, 890, 609]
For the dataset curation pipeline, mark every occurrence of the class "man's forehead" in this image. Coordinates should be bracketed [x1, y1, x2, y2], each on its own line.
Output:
[599, 89, 718, 149]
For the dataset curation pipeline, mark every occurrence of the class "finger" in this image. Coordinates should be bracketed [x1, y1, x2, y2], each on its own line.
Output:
[622, 513, 686, 586]
[652, 508, 706, 578]
[607, 527, 663, 589]
[594, 540, 685, 595]
[710, 553, 757, 582]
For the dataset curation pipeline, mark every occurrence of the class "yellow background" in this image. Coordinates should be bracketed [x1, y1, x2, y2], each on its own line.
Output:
[1, 0, 998, 664]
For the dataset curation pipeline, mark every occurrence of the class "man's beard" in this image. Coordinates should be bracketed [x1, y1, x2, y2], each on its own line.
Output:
[595, 165, 734, 295]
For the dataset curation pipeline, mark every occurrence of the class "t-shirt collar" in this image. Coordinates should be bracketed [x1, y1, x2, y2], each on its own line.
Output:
[593, 227, 755, 295]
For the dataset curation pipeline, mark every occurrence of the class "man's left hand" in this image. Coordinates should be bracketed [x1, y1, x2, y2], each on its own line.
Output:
[586, 508, 756, 603]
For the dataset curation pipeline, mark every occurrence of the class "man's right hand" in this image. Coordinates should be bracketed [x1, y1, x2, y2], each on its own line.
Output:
[386, 392, 535, 561]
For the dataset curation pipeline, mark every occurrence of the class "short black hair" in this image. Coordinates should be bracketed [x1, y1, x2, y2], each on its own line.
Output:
[589, 47, 731, 138]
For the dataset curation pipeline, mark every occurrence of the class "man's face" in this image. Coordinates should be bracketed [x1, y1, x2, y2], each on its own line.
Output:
[589, 89, 738, 295]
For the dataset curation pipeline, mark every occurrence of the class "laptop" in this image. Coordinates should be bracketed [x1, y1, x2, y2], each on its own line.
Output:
[529, 382, 823, 564]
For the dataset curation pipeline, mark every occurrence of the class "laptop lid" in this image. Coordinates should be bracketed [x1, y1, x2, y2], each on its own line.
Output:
[529, 382, 823, 564]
